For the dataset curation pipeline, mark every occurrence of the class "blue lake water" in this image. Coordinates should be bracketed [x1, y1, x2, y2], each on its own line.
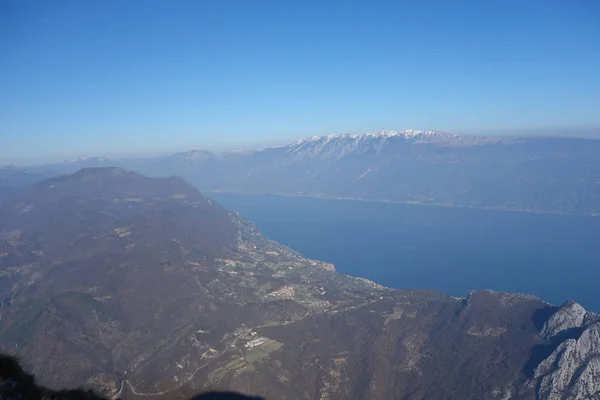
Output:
[209, 193, 600, 312]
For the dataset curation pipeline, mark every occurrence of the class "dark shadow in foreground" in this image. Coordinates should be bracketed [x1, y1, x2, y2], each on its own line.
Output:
[191, 393, 263, 400]
[0, 354, 263, 400]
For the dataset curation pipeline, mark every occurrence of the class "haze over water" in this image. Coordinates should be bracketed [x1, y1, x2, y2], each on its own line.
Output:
[210, 193, 600, 312]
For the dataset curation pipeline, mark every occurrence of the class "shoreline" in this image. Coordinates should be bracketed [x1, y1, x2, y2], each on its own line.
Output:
[204, 190, 599, 218]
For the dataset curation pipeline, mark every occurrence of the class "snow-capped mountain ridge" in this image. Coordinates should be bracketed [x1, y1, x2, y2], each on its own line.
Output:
[281, 129, 483, 160]
[291, 129, 460, 146]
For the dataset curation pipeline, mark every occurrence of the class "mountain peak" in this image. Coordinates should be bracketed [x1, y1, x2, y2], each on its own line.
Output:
[170, 148, 216, 163]
[179, 148, 213, 155]
[2, 168, 205, 212]
[70, 166, 140, 178]
[55, 167, 147, 187]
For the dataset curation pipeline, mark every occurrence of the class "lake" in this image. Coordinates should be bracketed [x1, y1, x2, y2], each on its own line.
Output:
[209, 193, 600, 312]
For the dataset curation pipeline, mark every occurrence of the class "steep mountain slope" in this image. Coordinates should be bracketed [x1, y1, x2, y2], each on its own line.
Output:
[0, 168, 598, 400]
[532, 302, 600, 400]
[0, 168, 382, 397]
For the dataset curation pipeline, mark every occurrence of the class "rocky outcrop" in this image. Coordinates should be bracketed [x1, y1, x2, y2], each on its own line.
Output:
[533, 301, 600, 400]
[540, 301, 588, 341]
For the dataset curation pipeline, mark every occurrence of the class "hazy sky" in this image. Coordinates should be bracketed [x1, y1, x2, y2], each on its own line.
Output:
[1, 0, 600, 163]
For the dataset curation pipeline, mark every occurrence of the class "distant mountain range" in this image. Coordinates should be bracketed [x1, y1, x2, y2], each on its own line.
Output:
[1, 167, 599, 399]
[3, 129, 600, 215]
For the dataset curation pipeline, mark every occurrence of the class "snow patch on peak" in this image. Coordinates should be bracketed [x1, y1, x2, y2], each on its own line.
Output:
[364, 130, 402, 138]
[63, 156, 109, 164]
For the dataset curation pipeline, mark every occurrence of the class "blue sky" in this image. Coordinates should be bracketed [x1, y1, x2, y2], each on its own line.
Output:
[1, 0, 599, 163]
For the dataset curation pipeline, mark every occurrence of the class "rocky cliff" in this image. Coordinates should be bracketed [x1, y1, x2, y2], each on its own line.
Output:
[532, 302, 600, 400]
